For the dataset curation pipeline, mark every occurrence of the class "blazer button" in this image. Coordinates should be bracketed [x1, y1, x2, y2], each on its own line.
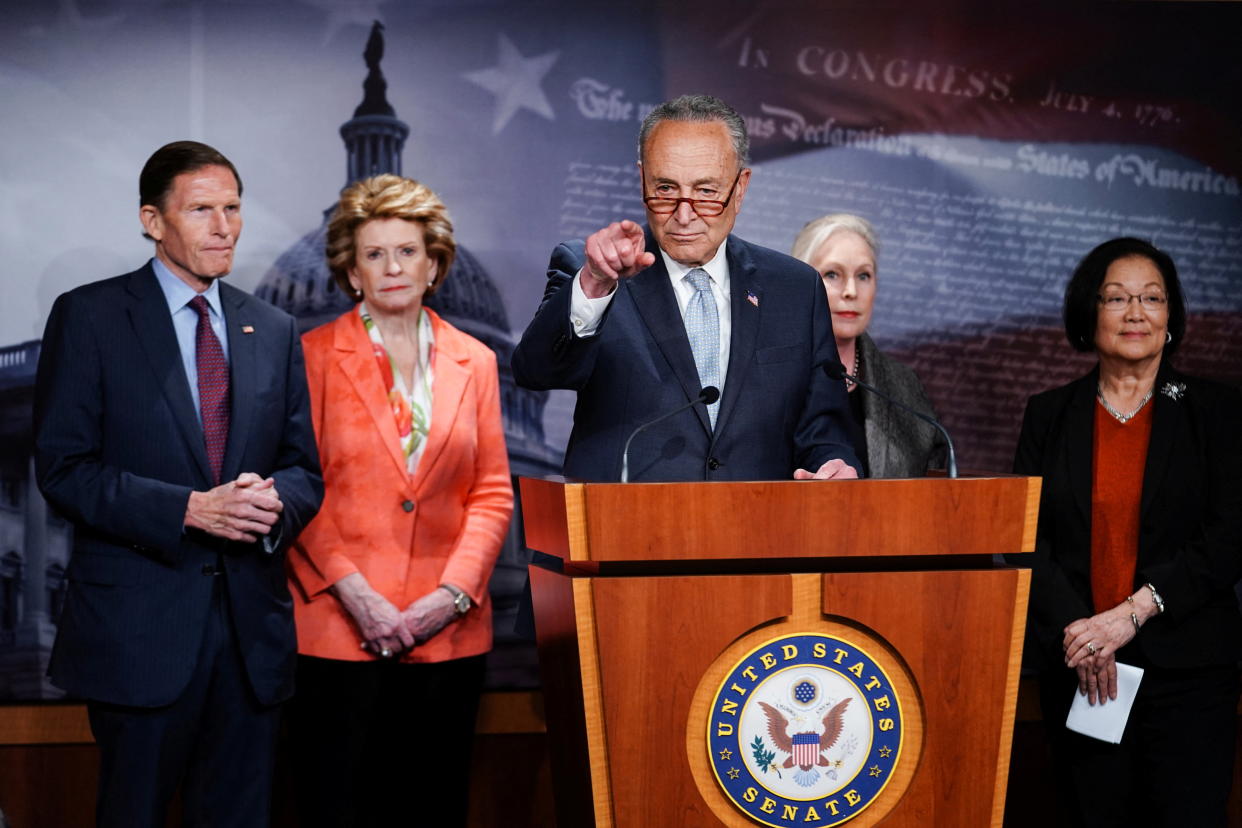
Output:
[707, 457, 722, 471]
[402, 499, 415, 513]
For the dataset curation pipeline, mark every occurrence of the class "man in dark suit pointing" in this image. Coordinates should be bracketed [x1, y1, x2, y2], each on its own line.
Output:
[34, 141, 323, 827]
[513, 94, 860, 482]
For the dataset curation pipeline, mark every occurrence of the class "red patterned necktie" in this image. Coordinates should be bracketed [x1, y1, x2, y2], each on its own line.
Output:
[189, 295, 230, 484]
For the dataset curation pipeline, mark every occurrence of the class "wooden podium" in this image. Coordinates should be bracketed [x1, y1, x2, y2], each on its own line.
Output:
[521, 475, 1039, 828]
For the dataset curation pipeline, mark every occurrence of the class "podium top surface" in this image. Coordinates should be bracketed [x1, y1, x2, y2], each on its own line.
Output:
[519, 475, 1039, 566]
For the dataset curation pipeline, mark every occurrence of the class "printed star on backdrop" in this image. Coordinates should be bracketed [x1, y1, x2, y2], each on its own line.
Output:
[717, 748, 733, 761]
[869, 765, 882, 777]
[727, 767, 741, 780]
[464, 34, 559, 134]
[878, 746, 892, 759]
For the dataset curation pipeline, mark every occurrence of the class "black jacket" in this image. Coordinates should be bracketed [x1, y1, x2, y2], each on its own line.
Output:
[1013, 362, 1242, 673]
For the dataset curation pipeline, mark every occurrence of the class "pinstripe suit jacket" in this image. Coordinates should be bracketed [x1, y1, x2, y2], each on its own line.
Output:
[34, 262, 323, 706]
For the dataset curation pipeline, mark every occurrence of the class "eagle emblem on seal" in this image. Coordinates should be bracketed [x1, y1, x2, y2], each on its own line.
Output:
[758, 698, 852, 787]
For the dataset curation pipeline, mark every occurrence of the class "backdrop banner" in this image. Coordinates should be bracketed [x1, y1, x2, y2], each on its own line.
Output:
[1, 0, 1238, 698]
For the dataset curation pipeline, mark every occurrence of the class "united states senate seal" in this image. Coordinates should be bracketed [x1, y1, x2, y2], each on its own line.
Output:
[706, 632, 904, 827]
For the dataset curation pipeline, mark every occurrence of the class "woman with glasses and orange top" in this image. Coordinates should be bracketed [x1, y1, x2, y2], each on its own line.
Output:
[1014, 237, 1242, 827]
[286, 174, 513, 827]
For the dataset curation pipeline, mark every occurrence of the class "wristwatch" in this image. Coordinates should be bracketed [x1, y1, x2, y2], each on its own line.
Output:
[440, 583, 472, 616]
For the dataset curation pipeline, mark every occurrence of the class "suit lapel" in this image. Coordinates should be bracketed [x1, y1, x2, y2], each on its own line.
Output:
[626, 245, 711, 433]
[1066, 371, 1098, 524]
[125, 265, 212, 483]
[714, 236, 759, 437]
[220, 284, 256, 481]
[335, 311, 412, 488]
[1140, 364, 1179, 517]
[411, 312, 469, 489]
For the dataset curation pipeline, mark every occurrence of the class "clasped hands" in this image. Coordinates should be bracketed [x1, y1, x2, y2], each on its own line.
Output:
[1061, 591, 1157, 705]
[185, 472, 282, 543]
[333, 573, 459, 660]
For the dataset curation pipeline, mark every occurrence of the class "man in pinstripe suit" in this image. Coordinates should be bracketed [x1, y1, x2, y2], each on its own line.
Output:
[33, 141, 323, 827]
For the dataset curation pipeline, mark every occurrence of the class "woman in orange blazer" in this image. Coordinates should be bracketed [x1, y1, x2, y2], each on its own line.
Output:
[286, 174, 512, 828]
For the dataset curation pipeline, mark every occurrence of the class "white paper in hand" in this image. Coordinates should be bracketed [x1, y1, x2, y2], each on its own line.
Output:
[1065, 662, 1144, 744]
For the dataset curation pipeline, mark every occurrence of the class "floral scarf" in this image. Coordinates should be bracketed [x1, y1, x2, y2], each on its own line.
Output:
[359, 304, 435, 475]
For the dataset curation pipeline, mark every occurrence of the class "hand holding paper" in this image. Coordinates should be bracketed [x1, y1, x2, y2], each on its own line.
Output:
[1066, 662, 1144, 744]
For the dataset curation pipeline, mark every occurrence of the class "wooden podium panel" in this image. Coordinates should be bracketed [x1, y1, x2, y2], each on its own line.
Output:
[522, 476, 1038, 566]
[592, 574, 793, 826]
[818, 570, 1028, 826]
[523, 476, 1036, 828]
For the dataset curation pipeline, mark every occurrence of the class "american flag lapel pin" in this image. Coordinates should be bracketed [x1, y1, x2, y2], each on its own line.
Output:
[746, 290, 759, 308]
[241, 325, 255, 334]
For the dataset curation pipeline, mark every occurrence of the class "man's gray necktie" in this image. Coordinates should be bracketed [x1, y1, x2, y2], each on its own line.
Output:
[683, 267, 720, 426]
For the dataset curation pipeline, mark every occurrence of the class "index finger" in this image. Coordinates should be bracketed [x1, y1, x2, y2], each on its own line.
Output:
[619, 221, 651, 262]
[395, 620, 416, 650]
[1062, 626, 1087, 651]
[618, 219, 645, 241]
[243, 488, 283, 513]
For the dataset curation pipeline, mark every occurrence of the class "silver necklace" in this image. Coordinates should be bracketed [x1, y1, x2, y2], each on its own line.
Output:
[1096, 383, 1154, 423]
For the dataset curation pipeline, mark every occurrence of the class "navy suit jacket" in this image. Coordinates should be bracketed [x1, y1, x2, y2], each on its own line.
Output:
[511, 233, 859, 481]
[34, 263, 323, 706]
[1013, 363, 1242, 674]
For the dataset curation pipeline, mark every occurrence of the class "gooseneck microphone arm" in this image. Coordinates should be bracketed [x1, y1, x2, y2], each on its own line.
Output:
[822, 360, 958, 479]
[620, 386, 721, 483]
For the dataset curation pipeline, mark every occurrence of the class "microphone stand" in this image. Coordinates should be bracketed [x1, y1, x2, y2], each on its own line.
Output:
[621, 386, 720, 483]
[824, 361, 958, 478]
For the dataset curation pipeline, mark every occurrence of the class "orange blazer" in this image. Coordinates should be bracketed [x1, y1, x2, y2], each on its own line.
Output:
[289, 307, 513, 663]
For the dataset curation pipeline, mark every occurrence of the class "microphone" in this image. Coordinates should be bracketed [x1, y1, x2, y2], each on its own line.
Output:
[620, 386, 720, 483]
[822, 359, 958, 478]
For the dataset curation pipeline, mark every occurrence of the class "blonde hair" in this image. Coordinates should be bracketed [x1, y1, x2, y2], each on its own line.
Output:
[326, 174, 456, 300]
[790, 213, 879, 268]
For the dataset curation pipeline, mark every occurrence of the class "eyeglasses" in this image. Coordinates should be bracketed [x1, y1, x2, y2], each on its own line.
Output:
[642, 171, 742, 217]
[1097, 290, 1168, 312]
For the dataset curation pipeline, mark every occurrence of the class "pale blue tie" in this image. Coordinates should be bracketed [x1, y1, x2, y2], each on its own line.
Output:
[683, 267, 720, 426]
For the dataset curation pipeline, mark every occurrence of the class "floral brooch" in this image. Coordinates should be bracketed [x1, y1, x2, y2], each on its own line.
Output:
[1160, 381, 1187, 401]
